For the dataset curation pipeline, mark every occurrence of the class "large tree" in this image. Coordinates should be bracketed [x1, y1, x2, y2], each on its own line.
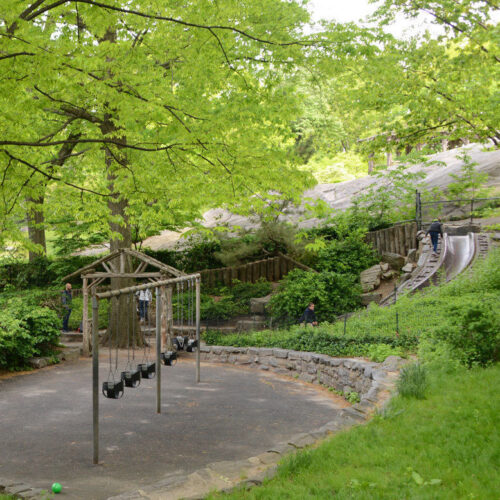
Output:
[0, 0, 325, 343]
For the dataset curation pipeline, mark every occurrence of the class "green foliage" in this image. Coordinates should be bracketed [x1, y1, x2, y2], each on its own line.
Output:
[315, 230, 378, 275]
[203, 327, 416, 359]
[433, 296, 500, 367]
[0, 295, 60, 370]
[269, 269, 362, 323]
[397, 363, 428, 399]
[352, 163, 426, 227]
[345, 391, 361, 404]
[366, 344, 403, 363]
[447, 151, 490, 200]
[68, 296, 110, 331]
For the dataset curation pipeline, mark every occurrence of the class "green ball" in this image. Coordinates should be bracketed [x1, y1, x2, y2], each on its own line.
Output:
[52, 482, 62, 494]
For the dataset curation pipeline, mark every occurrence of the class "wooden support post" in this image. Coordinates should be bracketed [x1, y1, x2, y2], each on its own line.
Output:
[155, 287, 161, 414]
[196, 277, 201, 383]
[92, 291, 99, 465]
[82, 277, 90, 356]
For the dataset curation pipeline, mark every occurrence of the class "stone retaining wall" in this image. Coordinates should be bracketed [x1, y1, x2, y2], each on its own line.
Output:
[200, 345, 405, 416]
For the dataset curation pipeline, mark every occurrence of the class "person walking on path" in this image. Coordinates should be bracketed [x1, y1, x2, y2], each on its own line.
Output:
[61, 283, 72, 332]
[136, 288, 152, 323]
[299, 302, 318, 327]
[426, 218, 444, 255]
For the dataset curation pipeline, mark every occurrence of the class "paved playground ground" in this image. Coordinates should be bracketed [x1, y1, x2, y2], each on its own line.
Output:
[0, 353, 345, 499]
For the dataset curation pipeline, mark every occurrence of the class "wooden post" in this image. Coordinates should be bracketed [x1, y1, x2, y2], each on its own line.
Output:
[195, 277, 201, 383]
[82, 277, 90, 356]
[92, 291, 99, 465]
[155, 287, 161, 414]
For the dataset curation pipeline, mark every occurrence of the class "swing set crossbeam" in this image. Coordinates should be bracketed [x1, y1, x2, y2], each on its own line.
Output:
[95, 274, 201, 300]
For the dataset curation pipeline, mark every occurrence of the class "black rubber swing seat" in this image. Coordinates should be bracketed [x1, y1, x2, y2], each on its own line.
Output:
[186, 339, 198, 352]
[161, 351, 177, 366]
[121, 369, 141, 388]
[138, 362, 156, 379]
[102, 380, 124, 399]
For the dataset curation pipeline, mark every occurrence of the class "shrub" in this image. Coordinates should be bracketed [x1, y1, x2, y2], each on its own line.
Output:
[269, 269, 361, 323]
[0, 298, 60, 370]
[397, 363, 427, 399]
[433, 295, 500, 367]
[366, 344, 403, 363]
[315, 230, 378, 275]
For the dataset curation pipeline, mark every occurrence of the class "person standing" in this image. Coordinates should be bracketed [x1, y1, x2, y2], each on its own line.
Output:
[426, 218, 444, 255]
[61, 283, 72, 332]
[136, 288, 152, 323]
[299, 302, 318, 327]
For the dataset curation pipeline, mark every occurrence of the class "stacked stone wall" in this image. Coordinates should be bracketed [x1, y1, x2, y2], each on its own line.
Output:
[200, 346, 405, 415]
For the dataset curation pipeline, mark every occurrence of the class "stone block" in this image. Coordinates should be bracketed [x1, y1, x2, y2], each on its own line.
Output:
[200, 345, 211, 353]
[299, 373, 316, 383]
[380, 262, 390, 272]
[6, 484, 31, 495]
[401, 263, 414, 273]
[258, 348, 274, 356]
[382, 270, 396, 280]
[381, 252, 405, 270]
[360, 264, 382, 292]
[249, 294, 272, 314]
[272, 348, 288, 359]
[288, 433, 316, 448]
[299, 352, 313, 362]
[27, 357, 46, 369]
[406, 248, 417, 263]
[361, 292, 382, 306]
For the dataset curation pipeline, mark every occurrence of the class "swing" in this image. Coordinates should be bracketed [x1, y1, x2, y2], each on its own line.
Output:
[138, 288, 155, 379]
[103, 296, 124, 399]
[161, 350, 177, 366]
[121, 295, 141, 388]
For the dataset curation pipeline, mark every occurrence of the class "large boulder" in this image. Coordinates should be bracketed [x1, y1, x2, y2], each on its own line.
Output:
[360, 264, 382, 292]
[381, 252, 405, 271]
[406, 248, 417, 264]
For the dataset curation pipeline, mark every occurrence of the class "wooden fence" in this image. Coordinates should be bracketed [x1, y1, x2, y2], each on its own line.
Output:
[199, 254, 313, 287]
[365, 222, 418, 257]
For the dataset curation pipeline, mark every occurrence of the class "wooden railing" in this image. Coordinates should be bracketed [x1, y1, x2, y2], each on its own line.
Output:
[365, 222, 418, 257]
[199, 253, 314, 287]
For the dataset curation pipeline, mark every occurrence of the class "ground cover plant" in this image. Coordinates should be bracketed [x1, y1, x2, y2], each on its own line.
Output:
[209, 363, 500, 500]
[205, 249, 500, 364]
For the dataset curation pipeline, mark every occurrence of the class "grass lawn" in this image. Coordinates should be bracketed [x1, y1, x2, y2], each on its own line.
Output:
[210, 364, 500, 499]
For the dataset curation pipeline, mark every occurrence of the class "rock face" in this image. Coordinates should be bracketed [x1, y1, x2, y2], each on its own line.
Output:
[381, 252, 405, 270]
[360, 265, 382, 292]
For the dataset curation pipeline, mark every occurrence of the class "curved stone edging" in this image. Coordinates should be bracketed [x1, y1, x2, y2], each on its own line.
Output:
[106, 349, 407, 500]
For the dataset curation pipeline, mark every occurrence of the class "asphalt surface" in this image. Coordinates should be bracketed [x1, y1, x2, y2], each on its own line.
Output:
[0, 353, 343, 499]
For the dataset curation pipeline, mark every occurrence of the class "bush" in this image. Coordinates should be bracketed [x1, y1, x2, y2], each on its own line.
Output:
[269, 269, 361, 323]
[0, 297, 60, 370]
[433, 295, 500, 367]
[315, 230, 378, 275]
[397, 363, 428, 399]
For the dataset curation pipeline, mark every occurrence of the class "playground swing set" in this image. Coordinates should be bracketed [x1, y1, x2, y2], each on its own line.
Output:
[62, 249, 201, 464]
[92, 274, 201, 464]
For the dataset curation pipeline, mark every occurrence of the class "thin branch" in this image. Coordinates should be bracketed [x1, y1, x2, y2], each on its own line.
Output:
[0, 52, 36, 61]
[1, 150, 110, 197]
[25, 0, 314, 47]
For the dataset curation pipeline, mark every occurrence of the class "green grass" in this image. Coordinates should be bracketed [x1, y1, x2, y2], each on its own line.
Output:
[209, 364, 500, 499]
[204, 249, 500, 361]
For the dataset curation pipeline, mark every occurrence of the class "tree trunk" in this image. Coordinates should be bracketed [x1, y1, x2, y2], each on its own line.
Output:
[26, 195, 46, 262]
[368, 152, 375, 174]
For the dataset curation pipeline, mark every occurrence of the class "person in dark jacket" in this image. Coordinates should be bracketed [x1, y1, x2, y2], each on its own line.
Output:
[300, 302, 318, 327]
[426, 218, 443, 254]
[61, 283, 72, 332]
